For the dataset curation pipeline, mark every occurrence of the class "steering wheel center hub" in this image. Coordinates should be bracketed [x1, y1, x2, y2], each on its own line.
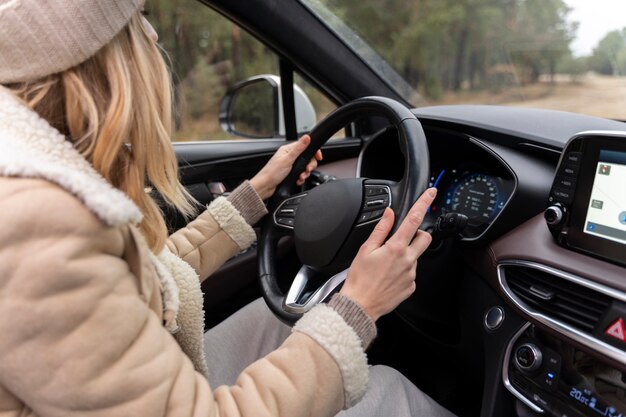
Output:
[294, 178, 364, 269]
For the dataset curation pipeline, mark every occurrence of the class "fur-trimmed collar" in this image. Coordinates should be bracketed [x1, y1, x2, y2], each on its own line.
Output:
[0, 87, 142, 226]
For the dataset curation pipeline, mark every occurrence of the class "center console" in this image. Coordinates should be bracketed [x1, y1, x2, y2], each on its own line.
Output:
[497, 131, 626, 416]
[505, 323, 626, 417]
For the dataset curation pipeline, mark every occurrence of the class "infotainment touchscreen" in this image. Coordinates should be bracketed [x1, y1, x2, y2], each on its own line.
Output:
[549, 133, 626, 267]
[583, 150, 626, 246]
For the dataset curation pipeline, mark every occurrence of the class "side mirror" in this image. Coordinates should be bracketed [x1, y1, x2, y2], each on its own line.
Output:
[219, 75, 317, 138]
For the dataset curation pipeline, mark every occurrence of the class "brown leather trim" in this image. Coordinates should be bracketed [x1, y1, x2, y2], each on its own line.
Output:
[319, 158, 357, 179]
[490, 214, 626, 293]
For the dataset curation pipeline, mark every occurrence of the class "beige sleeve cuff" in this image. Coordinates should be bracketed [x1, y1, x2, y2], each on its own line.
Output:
[328, 293, 377, 349]
[293, 303, 369, 408]
[226, 180, 268, 226]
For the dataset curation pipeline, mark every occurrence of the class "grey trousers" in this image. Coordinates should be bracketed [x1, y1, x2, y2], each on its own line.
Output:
[204, 298, 456, 417]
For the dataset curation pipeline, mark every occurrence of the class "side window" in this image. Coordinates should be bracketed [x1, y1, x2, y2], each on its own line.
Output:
[147, 1, 338, 142]
[294, 73, 338, 123]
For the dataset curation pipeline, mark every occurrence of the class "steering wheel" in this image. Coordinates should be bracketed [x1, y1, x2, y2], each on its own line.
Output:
[258, 96, 430, 324]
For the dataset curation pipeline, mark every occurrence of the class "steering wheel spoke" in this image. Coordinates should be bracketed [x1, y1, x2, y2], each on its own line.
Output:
[284, 266, 349, 314]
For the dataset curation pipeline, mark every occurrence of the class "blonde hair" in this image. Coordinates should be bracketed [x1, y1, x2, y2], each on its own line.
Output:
[6, 13, 195, 252]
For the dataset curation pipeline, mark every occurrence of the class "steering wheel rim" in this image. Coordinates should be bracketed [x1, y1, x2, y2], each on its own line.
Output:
[258, 96, 430, 324]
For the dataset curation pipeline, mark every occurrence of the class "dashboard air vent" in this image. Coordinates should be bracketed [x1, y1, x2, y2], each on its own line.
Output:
[503, 265, 611, 333]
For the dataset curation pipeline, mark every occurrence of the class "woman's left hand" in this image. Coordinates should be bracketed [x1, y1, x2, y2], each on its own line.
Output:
[249, 134, 323, 200]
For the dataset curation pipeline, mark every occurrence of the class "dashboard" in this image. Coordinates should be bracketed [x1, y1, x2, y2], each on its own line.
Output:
[353, 106, 626, 417]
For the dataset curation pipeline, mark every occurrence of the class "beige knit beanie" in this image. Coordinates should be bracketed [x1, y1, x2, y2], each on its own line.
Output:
[0, 0, 143, 84]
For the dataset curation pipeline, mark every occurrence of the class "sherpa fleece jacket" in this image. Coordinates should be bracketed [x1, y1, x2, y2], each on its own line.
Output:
[0, 86, 372, 417]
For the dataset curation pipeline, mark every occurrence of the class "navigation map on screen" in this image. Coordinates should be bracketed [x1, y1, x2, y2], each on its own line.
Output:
[584, 150, 626, 246]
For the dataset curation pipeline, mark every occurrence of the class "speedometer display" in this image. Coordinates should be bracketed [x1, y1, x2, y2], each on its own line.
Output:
[428, 164, 514, 240]
[443, 173, 504, 224]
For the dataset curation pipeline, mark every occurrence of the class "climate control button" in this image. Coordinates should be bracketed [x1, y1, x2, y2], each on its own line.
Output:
[514, 343, 543, 373]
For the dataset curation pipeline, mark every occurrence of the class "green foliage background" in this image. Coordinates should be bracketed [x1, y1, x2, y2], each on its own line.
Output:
[146, 0, 626, 138]
[324, 0, 579, 99]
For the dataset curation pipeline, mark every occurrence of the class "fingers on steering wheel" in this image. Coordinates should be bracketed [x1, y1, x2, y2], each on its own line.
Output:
[296, 154, 321, 185]
[283, 135, 311, 160]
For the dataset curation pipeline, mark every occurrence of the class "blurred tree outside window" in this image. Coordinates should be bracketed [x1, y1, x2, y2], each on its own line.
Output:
[312, 0, 626, 121]
[147, 0, 337, 141]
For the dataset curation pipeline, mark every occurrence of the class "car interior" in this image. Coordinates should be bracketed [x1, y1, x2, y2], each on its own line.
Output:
[155, 1, 626, 416]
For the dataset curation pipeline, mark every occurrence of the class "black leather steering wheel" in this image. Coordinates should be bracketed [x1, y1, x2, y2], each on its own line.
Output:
[258, 96, 430, 324]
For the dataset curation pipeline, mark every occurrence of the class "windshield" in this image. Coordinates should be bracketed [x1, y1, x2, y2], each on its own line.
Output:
[302, 0, 626, 121]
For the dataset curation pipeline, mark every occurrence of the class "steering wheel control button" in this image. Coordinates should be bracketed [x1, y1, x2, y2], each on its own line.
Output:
[356, 185, 392, 227]
[273, 193, 307, 229]
[370, 209, 385, 218]
[358, 212, 372, 224]
[276, 217, 295, 227]
[484, 306, 505, 332]
[514, 343, 543, 373]
[363, 195, 390, 210]
[365, 186, 388, 197]
[366, 198, 386, 207]
[290, 196, 304, 205]
[278, 208, 296, 217]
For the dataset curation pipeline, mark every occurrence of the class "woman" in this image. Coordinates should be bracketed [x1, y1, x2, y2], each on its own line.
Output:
[0, 1, 453, 416]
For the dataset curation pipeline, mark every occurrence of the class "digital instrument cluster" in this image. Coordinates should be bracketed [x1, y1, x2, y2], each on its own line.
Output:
[428, 166, 514, 239]
[358, 126, 517, 240]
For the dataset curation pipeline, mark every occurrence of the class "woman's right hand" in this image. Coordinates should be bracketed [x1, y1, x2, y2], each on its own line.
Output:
[339, 187, 438, 321]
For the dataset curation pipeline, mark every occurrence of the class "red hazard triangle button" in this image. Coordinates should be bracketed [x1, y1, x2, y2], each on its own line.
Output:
[605, 318, 626, 342]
